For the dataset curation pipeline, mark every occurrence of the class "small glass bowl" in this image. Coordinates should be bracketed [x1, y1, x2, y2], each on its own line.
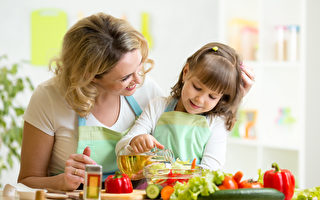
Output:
[143, 163, 202, 187]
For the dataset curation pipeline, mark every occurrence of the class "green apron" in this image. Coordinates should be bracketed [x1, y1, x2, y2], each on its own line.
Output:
[153, 99, 211, 164]
[77, 96, 142, 178]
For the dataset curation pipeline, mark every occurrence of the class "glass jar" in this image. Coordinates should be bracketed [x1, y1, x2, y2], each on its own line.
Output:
[117, 146, 174, 179]
[84, 164, 102, 200]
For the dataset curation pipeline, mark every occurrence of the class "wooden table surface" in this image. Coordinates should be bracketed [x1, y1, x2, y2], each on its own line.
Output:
[1, 189, 148, 200]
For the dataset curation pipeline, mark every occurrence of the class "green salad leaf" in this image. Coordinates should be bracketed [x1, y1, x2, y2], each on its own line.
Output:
[147, 162, 167, 174]
[170, 169, 225, 200]
[293, 186, 320, 200]
[171, 158, 191, 169]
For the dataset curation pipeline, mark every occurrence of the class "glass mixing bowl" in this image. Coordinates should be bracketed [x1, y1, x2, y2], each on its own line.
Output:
[143, 162, 202, 187]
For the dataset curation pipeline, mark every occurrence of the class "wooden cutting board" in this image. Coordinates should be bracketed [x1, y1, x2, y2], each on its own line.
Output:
[101, 190, 146, 200]
[62, 189, 146, 200]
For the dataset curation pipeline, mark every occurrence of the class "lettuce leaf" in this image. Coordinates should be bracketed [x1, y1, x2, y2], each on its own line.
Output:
[170, 170, 224, 200]
[293, 186, 320, 200]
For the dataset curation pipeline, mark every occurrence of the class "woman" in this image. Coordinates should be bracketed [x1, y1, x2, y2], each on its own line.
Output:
[18, 12, 254, 191]
[18, 12, 163, 191]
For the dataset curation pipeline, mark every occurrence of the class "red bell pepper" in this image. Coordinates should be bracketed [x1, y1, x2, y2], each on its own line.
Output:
[105, 171, 133, 193]
[263, 163, 295, 200]
[164, 170, 188, 186]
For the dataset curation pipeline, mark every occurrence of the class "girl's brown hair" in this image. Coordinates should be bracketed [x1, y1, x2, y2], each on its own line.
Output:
[171, 42, 244, 130]
[51, 12, 152, 117]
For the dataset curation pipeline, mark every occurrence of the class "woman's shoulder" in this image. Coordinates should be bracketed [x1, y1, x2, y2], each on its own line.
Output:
[29, 77, 71, 112]
[34, 77, 58, 93]
[25, 77, 76, 136]
[31, 78, 62, 101]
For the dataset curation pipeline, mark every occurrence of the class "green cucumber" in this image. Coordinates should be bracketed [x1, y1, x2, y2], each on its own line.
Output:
[199, 188, 284, 200]
[146, 184, 163, 199]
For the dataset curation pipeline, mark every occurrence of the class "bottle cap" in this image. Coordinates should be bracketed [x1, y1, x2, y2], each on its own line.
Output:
[85, 164, 102, 173]
[35, 190, 46, 200]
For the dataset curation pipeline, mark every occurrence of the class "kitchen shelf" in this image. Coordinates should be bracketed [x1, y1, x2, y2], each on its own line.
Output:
[244, 61, 301, 69]
[218, 0, 308, 188]
[228, 137, 300, 151]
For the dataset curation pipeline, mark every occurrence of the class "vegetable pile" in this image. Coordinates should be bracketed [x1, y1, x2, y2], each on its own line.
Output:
[145, 162, 297, 200]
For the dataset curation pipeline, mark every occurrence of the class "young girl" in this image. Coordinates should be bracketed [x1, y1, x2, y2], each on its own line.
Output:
[116, 42, 246, 170]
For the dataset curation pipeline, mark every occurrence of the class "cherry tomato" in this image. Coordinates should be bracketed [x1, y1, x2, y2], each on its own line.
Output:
[239, 179, 263, 188]
[218, 175, 238, 190]
[233, 171, 244, 184]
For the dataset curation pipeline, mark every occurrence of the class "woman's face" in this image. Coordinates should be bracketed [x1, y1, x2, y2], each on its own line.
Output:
[176, 66, 223, 114]
[93, 49, 143, 97]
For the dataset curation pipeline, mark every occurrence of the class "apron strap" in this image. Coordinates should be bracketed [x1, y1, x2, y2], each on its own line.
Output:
[165, 98, 179, 112]
[125, 95, 143, 117]
[78, 116, 86, 126]
[78, 96, 142, 126]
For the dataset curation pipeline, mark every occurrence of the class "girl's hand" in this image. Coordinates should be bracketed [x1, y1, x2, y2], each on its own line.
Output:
[130, 134, 164, 154]
[240, 65, 255, 96]
[61, 147, 96, 190]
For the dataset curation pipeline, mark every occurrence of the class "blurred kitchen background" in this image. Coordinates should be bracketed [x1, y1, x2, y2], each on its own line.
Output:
[0, 0, 319, 189]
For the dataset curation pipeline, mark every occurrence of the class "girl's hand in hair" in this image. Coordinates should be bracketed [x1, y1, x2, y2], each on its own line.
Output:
[130, 134, 164, 154]
[240, 65, 255, 96]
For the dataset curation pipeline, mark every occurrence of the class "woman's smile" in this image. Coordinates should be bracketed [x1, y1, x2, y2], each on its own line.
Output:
[126, 84, 136, 91]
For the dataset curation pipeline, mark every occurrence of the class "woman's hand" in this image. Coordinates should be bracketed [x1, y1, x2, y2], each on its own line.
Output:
[61, 147, 96, 191]
[130, 134, 164, 154]
[240, 65, 255, 96]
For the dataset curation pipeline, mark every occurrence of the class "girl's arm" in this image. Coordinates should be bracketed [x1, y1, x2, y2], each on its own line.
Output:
[200, 117, 228, 170]
[241, 65, 255, 96]
[115, 97, 166, 155]
[18, 122, 95, 190]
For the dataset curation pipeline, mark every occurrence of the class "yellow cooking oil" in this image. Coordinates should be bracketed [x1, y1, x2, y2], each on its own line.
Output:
[117, 155, 160, 178]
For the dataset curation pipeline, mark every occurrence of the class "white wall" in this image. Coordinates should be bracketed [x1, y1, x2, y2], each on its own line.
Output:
[305, 0, 320, 188]
[0, 0, 220, 187]
[0, 0, 220, 94]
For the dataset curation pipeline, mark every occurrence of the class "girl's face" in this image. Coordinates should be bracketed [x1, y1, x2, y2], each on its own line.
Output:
[93, 49, 143, 97]
[176, 66, 223, 114]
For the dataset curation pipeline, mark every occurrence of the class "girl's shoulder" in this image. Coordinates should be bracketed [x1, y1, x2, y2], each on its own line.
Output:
[137, 75, 164, 94]
[133, 75, 164, 107]
[207, 115, 227, 129]
[148, 96, 171, 107]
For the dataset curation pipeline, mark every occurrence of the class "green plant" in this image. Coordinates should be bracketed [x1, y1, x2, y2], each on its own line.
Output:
[0, 55, 34, 186]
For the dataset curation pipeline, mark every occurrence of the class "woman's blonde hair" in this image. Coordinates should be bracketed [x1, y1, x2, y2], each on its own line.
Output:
[51, 12, 152, 117]
[171, 42, 244, 130]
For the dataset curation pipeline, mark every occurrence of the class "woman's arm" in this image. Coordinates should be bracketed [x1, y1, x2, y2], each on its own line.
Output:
[18, 122, 94, 190]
